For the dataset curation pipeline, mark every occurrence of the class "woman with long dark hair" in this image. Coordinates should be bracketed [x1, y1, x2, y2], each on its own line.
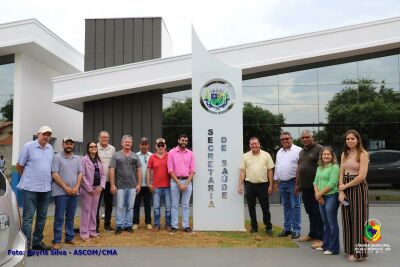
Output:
[80, 141, 105, 241]
[338, 130, 369, 262]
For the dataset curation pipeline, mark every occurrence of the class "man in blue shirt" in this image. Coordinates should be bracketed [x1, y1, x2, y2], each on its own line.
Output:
[17, 126, 54, 250]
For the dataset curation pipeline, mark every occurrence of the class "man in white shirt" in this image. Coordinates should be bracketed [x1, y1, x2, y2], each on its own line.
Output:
[96, 131, 116, 232]
[274, 131, 302, 239]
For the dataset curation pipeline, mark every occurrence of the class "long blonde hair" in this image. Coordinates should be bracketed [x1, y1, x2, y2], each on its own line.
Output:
[342, 130, 368, 162]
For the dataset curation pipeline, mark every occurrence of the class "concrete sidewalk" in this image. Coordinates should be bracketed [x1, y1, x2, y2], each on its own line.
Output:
[27, 204, 399, 267]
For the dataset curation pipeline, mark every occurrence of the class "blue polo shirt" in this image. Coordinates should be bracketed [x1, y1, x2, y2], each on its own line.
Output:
[17, 139, 54, 192]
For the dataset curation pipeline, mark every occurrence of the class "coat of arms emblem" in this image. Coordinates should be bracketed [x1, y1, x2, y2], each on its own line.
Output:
[200, 80, 235, 114]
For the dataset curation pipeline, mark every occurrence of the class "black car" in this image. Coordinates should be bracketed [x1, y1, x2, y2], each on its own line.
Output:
[367, 150, 400, 187]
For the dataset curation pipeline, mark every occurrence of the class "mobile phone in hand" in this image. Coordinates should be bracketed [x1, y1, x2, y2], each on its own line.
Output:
[342, 200, 350, 206]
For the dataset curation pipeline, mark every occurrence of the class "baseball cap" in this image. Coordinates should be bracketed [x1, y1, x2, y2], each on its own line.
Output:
[63, 136, 75, 143]
[139, 137, 150, 144]
[37, 126, 52, 134]
[156, 138, 166, 144]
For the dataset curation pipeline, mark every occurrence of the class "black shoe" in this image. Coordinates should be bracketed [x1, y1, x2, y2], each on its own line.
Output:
[291, 232, 300, 239]
[266, 229, 273, 237]
[277, 230, 292, 237]
[250, 228, 258, 233]
[104, 225, 114, 231]
[183, 227, 192, 233]
[115, 227, 123, 235]
[96, 228, 100, 234]
[124, 227, 133, 233]
[31, 242, 52, 250]
[170, 227, 179, 233]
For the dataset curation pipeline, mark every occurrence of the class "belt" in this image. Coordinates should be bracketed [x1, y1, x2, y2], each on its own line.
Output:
[177, 176, 188, 180]
[279, 177, 296, 183]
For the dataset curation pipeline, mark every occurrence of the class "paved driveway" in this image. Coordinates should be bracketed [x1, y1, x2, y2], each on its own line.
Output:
[27, 204, 399, 267]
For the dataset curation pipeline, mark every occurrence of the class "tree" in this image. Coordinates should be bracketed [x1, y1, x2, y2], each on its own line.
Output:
[162, 98, 285, 152]
[323, 79, 400, 149]
[162, 98, 192, 149]
[0, 95, 13, 121]
[243, 102, 284, 153]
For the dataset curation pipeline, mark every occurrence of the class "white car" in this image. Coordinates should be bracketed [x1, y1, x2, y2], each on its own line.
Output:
[0, 171, 26, 266]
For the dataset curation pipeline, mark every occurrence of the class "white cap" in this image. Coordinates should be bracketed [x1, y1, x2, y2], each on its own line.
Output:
[63, 136, 74, 143]
[37, 126, 52, 134]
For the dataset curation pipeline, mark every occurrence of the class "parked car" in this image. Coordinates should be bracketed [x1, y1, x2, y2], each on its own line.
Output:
[0, 171, 26, 266]
[367, 150, 400, 187]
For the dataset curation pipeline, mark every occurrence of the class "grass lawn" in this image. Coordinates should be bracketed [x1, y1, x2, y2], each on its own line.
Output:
[41, 217, 297, 248]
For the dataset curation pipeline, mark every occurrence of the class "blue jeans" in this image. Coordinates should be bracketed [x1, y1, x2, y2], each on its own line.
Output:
[319, 193, 340, 254]
[153, 187, 172, 227]
[171, 180, 192, 229]
[21, 190, 51, 248]
[116, 188, 136, 228]
[279, 179, 301, 233]
[53, 195, 78, 243]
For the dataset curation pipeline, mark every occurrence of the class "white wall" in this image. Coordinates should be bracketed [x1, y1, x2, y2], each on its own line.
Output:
[12, 52, 83, 164]
[161, 20, 173, 58]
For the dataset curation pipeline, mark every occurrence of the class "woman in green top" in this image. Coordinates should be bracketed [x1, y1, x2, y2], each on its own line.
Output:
[313, 147, 340, 255]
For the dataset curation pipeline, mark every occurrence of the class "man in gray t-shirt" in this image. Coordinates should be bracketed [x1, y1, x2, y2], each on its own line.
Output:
[110, 135, 142, 234]
[51, 137, 83, 249]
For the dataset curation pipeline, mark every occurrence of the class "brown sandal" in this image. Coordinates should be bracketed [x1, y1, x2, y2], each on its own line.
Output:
[348, 255, 365, 262]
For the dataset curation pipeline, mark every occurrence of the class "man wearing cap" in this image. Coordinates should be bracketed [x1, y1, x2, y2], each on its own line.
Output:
[133, 137, 153, 230]
[51, 137, 83, 249]
[167, 134, 195, 233]
[147, 138, 171, 230]
[16, 126, 54, 250]
[96, 131, 116, 232]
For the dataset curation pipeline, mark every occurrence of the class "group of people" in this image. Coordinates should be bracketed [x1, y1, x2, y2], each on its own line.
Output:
[16, 126, 194, 251]
[16, 125, 369, 262]
[239, 129, 369, 262]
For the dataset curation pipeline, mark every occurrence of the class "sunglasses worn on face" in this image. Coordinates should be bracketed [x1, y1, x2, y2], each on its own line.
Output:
[89, 145, 97, 148]
[157, 144, 166, 147]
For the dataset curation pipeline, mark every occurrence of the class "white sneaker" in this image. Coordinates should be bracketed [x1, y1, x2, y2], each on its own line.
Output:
[132, 224, 138, 230]
[324, 250, 333, 255]
[146, 224, 153, 230]
[315, 247, 324, 251]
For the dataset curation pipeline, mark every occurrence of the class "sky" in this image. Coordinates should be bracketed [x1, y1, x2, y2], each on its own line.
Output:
[1, 0, 400, 56]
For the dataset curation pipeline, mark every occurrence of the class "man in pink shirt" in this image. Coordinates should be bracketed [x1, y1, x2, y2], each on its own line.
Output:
[167, 134, 195, 233]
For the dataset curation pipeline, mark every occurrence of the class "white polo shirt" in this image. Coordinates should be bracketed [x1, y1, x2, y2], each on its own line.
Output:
[274, 144, 301, 181]
[97, 143, 116, 182]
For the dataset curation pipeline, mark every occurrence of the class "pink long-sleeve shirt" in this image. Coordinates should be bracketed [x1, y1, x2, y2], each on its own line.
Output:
[167, 146, 195, 177]
[80, 155, 106, 193]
